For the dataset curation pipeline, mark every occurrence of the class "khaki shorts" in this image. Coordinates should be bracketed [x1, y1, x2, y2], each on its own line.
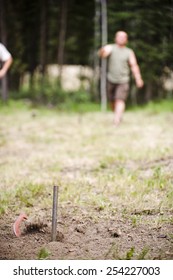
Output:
[107, 82, 129, 101]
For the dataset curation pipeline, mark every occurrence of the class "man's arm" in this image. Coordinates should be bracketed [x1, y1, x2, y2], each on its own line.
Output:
[129, 50, 144, 88]
[0, 56, 13, 78]
[98, 44, 112, 58]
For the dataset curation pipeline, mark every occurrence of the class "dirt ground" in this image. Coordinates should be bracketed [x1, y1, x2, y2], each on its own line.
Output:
[0, 205, 173, 260]
[0, 107, 173, 260]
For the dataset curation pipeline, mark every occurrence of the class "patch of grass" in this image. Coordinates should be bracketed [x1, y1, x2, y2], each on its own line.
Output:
[57, 101, 100, 113]
[131, 216, 139, 227]
[105, 245, 149, 260]
[94, 199, 110, 211]
[0, 191, 13, 216]
[130, 100, 173, 113]
[0, 134, 6, 146]
[104, 242, 117, 259]
[15, 183, 46, 208]
[1, 100, 173, 259]
[137, 247, 150, 260]
[125, 247, 135, 260]
[37, 248, 50, 260]
[147, 100, 173, 113]
[166, 189, 173, 208]
[123, 247, 149, 260]
[0, 99, 31, 113]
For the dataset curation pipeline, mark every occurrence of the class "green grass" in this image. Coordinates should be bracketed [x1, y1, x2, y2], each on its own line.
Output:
[131, 99, 173, 113]
[0, 100, 173, 225]
[37, 248, 50, 260]
[0, 99, 173, 260]
[105, 244, 149, 260]
[0, 98, 101, 113]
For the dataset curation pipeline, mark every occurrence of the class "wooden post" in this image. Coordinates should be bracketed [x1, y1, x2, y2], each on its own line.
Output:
[51, 186, 59, 241]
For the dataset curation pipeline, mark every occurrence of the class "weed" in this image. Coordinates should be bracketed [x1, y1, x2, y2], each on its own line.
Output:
[104, 243, 119, 259]
[37, 248, 50, 260]
[0, 191, 13, 216]
[105, 245, 149, 260]
[131, 216, 138, 227]
[15, 183, 45, 207]
[99, 162, 108, 169]
[125, 247, 135, 260]
[123, 247, 149, 260]
[137, 247, 149, 260]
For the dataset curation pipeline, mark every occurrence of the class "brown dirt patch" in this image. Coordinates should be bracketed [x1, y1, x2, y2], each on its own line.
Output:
[0, 206, 173, 260]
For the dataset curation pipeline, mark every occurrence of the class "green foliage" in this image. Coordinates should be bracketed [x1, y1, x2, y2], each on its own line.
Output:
[10, 79, 99, 111]
[0, 0, 172, 104]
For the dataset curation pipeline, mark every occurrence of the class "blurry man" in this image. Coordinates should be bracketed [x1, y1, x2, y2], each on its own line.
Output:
[98, 31, 144, 125]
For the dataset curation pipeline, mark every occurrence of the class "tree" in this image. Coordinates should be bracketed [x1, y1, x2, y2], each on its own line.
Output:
[0, 0, 172, 104]
[93, 0, 101, 100]
[39, 0, 48, 100]
[57, 0, 68, 86]
[100, 0, 107, 111]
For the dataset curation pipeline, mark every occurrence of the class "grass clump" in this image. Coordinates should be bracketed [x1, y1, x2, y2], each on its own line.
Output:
[15, 183, 46, 208]
[0, 191, 13, 216]
[37, 248, 50, 260]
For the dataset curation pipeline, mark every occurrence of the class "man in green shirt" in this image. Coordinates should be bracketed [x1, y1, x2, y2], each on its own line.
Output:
[98, 31, 144, 125]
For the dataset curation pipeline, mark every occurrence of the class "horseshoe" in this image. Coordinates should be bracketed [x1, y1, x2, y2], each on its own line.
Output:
[13, 213, 28, 237]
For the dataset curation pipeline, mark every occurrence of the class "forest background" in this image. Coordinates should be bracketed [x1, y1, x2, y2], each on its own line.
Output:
[0, 0, 172, 108]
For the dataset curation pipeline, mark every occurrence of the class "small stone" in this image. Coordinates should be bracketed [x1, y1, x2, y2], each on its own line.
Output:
[108, 227, 121, 238]
[75, 225, 85, 234]
[56, 231, 64, 242]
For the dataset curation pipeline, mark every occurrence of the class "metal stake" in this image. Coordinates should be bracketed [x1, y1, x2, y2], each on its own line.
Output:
[51, 186, 59, 241]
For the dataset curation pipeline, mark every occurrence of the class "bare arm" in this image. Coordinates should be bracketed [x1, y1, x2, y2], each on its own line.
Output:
[129, 50, 144, 88]
[98, 44, 112, 58]
[0, 56, 13, 78]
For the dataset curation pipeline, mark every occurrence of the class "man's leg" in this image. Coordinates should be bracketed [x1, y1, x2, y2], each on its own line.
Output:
[110, 101, 115, 111]
[114, 83, 129, 125]
[114, 99, 125, 125]
[107, 82, 116, 111]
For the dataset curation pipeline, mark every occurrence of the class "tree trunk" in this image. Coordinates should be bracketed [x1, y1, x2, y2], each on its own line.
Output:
[130, 84, 137, 106]
[145, 82, 153, 103]
[93, 0, 101, 100]
[100, 0, 107, 111]
[0, 0, 8, 101]
[40, 0, 48, 101]
[57, 0, 68, 87]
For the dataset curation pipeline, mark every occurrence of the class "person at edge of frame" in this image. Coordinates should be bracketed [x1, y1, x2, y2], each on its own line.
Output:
[0, 42, 13, 79]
